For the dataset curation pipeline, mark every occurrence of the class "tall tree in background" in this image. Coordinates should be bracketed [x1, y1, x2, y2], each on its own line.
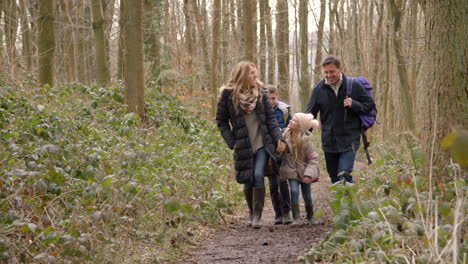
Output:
[19, 0, 32, 72]
[183, 0, 194, 80]
[313, 0, 326, 85]
[276, 0, 289, 101]
[4, 0, 18, 77]
[59, 0, 76, 82]
[37, 0, 55, 86]
[91, 0, 110, 87]
[243, 0, 257, 63]
[117, 2, 125, 80]
[259, 0, 267, 78]
[192, 0, 211, 81]
[122, 0, 145, 115]
[210, 0, 221, 115]
[298, 0, 309, 109]
[146, 0, 162, 78]
[262, 0, 275, 84]
[0, 1, 3, 71]
[417, 0, 467, 179]
[388, 0, 414, 130]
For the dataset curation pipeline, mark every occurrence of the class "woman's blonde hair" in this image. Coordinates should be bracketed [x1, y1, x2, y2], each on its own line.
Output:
[224, 61, 263, 111]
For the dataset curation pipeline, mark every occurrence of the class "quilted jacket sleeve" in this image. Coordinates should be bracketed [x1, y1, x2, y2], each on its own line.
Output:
[302, 139, 319, 181]
[215, 90, 236, 149]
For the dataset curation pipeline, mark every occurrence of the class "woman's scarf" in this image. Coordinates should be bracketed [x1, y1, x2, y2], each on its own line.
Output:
[238, 88, 258, 113]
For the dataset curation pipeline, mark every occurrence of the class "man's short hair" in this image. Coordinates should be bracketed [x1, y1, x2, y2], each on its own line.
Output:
[265, 85, 278, 95]
[322, 55, 341, 68]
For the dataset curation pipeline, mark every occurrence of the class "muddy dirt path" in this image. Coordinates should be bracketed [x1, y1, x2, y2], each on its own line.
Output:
[182, 177, 334, 264]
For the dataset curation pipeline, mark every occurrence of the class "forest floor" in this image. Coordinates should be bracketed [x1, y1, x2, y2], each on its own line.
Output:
[178, 162, 368, 264]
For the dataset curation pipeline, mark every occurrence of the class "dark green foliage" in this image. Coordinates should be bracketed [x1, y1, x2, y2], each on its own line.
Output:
[301, 141, 467, 264]
[0, 82, 240, 263]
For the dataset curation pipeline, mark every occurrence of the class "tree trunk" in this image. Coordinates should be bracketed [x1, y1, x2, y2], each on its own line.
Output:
[264, 0, 274, 84]
[352, 0, 362, 74]
[192, 0, 211, 82]
[117, 1, 125, 80]
[75, 1, 90, 84]
[183, 0, 194, 71]
[327, 0, 336, 55]
[259, 0, 267, 78]
[59, 0, 77, 82]
[313, 0, 326, 85]
[4, 0, 18, 77]
[370, 1, 384, 86]
[276, 0, 289, 102]
[210, 0, 222, 116]
[19, 0, 32, 72]
[102, 0, 115, 80]
[91, 0, 110, 87]
[298, 0, 309, 110]
[37, 0, 55, 87]
[122, 0, 145, 116]
[243, 0, 257, 63]
[388, 0, 415, 130]
[417, 0, 467, 179]
[0, 0, 3, 71]
[144, 0, 162, 80]
[221, 0, 231, 80]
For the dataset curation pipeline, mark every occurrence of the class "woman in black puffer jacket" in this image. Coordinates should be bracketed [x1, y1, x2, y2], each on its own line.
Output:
[216, 61, 285, 229]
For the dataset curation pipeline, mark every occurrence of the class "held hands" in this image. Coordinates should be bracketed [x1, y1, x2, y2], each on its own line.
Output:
[276, 140, 286, 153]
[344, 96, 352, 108]
[302, 176, 313, 184]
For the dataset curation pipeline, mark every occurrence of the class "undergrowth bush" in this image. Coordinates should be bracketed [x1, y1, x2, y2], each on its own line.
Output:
[0, 82, 240, 263]
[301, 138, 467, 263]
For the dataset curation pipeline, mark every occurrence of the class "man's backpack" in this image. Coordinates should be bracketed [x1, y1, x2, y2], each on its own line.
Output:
[346, 76, 377, 165]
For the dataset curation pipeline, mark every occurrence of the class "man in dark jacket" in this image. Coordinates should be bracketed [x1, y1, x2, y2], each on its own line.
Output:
[306, 56, 375, 183]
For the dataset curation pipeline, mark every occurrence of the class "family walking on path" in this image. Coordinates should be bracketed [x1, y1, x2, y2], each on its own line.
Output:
[215, 56, 374, 229]
[185, 55, 375, 263]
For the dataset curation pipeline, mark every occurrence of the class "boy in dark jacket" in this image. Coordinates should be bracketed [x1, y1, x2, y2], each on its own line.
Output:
[265, 85, 293, 224]
[306, 56, 375, 183]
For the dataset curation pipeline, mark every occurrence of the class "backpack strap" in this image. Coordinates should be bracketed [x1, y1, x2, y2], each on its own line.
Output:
[346, 77, 354, 97]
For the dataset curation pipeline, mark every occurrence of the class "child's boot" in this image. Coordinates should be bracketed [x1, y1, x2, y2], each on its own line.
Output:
[291, 203, 300, 225]
[305, 204, 319, 225]
[282, 210, 293, 225]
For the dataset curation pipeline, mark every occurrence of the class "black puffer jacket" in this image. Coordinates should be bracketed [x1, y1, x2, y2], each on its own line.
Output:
[216, 88, 283, 184]
[305, 74, 375, 153]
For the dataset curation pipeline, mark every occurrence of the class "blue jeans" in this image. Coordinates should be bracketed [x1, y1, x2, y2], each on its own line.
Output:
[244, 147, 268, 189]
[324, 151, 356, 183]
[288, 179, 312, 206]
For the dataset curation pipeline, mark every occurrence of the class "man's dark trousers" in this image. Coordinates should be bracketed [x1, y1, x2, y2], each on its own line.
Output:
[324, 151, 356, 183]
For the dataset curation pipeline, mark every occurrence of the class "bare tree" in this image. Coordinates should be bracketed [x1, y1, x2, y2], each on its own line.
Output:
[276, 0, 289, 101]
[91, 0, 110, 87]
[211, 0, 222, 115]
[4, 0, 18, 76]
[417, 0, 467, 179]
[19, 0, 32, 72]
[243, 0, 257, 63]
[59, 0, 76, 82]
[313, 0, 326, 85]
[388, 0, 415, 130]
[122, 0, 145, 115]
[37, 0, 55, 86]
[298, 0, 310, 109]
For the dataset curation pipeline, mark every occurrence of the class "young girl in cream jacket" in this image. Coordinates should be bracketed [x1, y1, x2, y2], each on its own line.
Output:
[280, 113, 320, 225]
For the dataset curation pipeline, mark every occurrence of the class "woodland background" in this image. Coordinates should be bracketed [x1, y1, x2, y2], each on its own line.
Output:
[0, 0, 466, 263]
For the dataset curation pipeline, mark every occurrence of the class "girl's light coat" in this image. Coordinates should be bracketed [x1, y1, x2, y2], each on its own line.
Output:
[280, 132, 319, 182]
